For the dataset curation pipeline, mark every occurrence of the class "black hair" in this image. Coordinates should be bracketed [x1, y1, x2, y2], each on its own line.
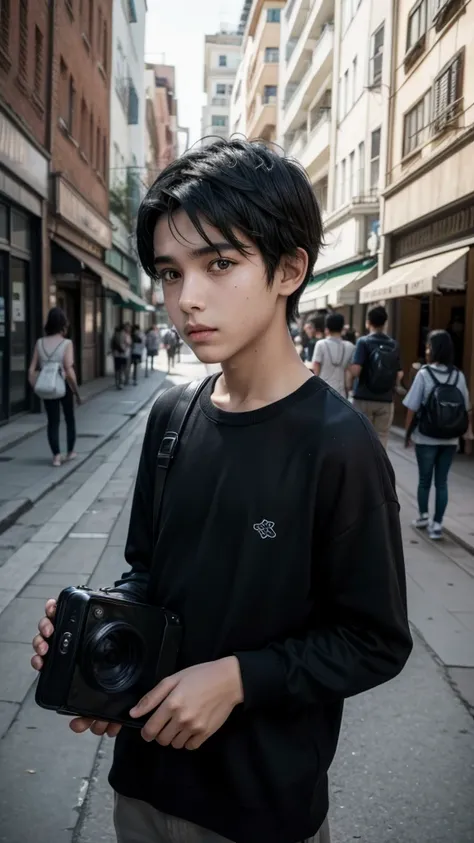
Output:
[344, 329, 357, 344]
[44, 307, 67, 336]
[136, 138, 324, 322]
[428, 329, 454, 366]
[367, 305, 388, 328]
[326, 312, 345, 333]
[306, 315, 325, 333]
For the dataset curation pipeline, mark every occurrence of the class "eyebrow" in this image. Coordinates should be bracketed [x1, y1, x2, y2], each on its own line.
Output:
[153, 242, 236, 266]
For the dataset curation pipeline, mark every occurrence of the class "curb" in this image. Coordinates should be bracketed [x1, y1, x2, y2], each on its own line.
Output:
[0, 375, 166, 535]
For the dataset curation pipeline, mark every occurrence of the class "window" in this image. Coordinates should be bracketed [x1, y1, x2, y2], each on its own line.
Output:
[68, 77, 76, 134]
[96, 125, 101, 170]
[433, 0, 464, 31]
[18, 0, 28, 80]
[433, 52, 463, 132]
[340, 158, 346, 205]
[343, 69, 349, 115]
[59, 58, 69, 125]
[403, 90, 431, 156]
[216, 83, 226, 95]
[370, 23, 384, 86]
[128, 81, 139, 125]
[211, 115, 228, 127]
[89, 112, 94, 166]
[264, 84, 277, 103]
[102, 134, 107, 178]
[0, 0, 10, 51]
[34, 27, 44, 99]
[264, 47, 279, 62]
[267, 8, 281, 22]
[358, 141, 365, 195]
[407, 0, 427, 52]
[218, 54, 227, 67]
[349, 150, 355, 199]
[370, 127, 381, 192]
[97, 8, 102, 52]
[81, 99, 89, 155]
[352, 56, 358, 103]
[103, 22, 108, 71]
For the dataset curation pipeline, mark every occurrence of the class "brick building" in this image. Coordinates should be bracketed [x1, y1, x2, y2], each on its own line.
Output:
[0, 0, 50, 422]
[48, 0, 116, 384]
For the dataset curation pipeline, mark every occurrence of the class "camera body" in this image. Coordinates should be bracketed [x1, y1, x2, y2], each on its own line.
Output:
[35, 586, 182, 728]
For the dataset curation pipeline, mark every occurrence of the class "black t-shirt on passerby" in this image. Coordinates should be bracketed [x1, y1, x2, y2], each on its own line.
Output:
[353, 332, 402, 403]
[110, 375, 411, 843]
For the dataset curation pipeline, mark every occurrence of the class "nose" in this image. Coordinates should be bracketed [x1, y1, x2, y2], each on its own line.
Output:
[178, 270, 207, 313]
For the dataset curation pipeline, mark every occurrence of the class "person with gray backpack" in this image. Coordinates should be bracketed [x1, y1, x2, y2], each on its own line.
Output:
[28, 307, 81, 467]
[404, 329, 472, 540]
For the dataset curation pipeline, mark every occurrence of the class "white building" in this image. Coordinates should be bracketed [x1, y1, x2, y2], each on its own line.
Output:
[202, 28, 242, 143]
[281, 0, 391, 331]
[106, 0, 149, 336]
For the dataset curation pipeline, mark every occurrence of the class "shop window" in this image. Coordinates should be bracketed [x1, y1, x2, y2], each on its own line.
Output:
[18, 0, 28, 81]
[11, 210, 30, 252]
[369, 23, 384, 87]
[403, 89, 430, 156]
[34, 26, 44, 100]
[0, 0, 10, 52]
[432, 51, 464, 134]
[370, 127, 381, 193]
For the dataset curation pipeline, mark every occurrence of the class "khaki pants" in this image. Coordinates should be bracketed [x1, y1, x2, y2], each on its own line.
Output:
[353, 399, 394, 449]
[114, 793, 331, 843]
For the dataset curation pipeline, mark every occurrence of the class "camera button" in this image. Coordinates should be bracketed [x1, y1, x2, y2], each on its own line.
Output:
[59, 632, 72, 654]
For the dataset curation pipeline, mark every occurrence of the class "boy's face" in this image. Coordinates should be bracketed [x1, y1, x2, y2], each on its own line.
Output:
[152, 211, 292, 365]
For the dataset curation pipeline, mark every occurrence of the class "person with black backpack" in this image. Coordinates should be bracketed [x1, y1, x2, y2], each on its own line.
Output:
[351, 306, 405, 449]
[403, 329, 472, 541]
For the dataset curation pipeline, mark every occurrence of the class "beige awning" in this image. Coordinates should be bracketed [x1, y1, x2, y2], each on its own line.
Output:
[318, 266, 377, 308]
[360, 247, 468, 304]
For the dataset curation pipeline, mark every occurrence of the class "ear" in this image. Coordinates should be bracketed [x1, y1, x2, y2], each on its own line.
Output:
[275, 247, 309, 301]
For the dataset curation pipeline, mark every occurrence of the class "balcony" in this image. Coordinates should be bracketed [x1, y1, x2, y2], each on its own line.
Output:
[283, 23, 334, 135]
[300, 109, 331, 176]
[211, 96, 230, 107]
[247, 95, 277, 141]
[286, 0, 312, 41]
[248, 57, 279, 114]
[286, 0, 334, 87]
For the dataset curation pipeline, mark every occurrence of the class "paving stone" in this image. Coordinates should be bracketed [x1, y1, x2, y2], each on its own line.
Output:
[20, 584, 70, 600]
[42, 537, 107, 575]
[447, 667, 474, 711]
[0, 701, 20, 740]
[0, 642, 37, 702]
[87, 547, 127, 591]
[0, 589, 18, 614]
[0, 542, 56, 594]
[73, 503, 122, 535]
[0, 525, 36, 549]
[30, 521, 73, 544]
[0, 598, 46, 643]
[16, 501, 63, 528]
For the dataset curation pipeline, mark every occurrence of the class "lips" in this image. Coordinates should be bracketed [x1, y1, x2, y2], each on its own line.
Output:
[185, 324, 217, 341]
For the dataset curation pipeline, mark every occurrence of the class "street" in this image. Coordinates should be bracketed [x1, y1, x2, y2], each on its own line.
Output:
[0, 356, 473, 843]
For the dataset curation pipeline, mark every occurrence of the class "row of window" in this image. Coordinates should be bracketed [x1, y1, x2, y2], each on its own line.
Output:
[339, 23, 384, 123]
[58, 56, 108, 179]
[341, 0, 363, 33]
[336, 128, 381, 207]
[403, 50, 463, 157]
[65, 0, 108, 73]
[215, 83, 233, 96]
[17, 1, 45, 104]
[406, 0, 463, 58]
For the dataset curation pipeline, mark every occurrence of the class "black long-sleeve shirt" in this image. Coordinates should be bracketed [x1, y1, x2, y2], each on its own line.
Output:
[109, 375, 412, 843]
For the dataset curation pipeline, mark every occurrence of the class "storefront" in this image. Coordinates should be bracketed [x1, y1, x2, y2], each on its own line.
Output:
[0, 111, 48, 423]
[299, 259, 377, 332]
[361, 196, 474, 425]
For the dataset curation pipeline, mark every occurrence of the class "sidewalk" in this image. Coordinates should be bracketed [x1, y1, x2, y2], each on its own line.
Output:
[0, 349, 204, 535]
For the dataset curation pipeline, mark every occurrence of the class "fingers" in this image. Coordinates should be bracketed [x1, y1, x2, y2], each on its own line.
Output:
[106, 723, 122, 738]
[31, 654, 43, 671]
[45, 599, 57, 619]
[69, 718, 122, 738]
[129, 675, 179, 719]
[69, 717, 95, 733]
[38, 617, 54, 638]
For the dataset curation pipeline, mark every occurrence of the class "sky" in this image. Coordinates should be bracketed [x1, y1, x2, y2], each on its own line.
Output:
[145, 0, 244, 146]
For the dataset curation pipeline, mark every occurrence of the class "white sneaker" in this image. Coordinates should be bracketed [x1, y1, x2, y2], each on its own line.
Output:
[428, 522, 443, 540]
[413, 514, 430, 529]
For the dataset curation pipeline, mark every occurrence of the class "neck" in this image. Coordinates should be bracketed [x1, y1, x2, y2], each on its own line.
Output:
[370, 327, 384, 334]
[328, 333, 342, 339]
[215, 315, 312, 412]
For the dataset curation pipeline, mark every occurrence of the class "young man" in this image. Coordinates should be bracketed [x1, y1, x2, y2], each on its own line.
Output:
[311, 313, 354, 396]
[302, 315, 324, 363]
[32, 140, 412, 843]
[351, 305, 405, 449]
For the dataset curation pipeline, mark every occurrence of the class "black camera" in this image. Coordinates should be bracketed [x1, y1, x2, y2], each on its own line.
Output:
[35, 586, 182, 728]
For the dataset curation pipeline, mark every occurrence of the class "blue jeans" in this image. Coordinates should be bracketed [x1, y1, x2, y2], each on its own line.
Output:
[415, 444, 457, 524]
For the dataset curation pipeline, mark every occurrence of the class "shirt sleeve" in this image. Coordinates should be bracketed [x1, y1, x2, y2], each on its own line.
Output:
[352, 337, 367, 367]
[312, 341, 324, 364]
[236, 419, 413, 708]
[403, 370, 425, 412]
[458, 372, 472, 411]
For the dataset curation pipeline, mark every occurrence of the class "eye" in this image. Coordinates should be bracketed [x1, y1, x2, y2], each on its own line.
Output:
[210, 258, 235, 272]
[157, 269, 181, 284]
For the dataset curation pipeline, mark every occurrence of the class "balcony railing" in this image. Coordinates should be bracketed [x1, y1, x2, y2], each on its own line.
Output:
[211, 96, 229, 106]
[284, 23, 334, 114]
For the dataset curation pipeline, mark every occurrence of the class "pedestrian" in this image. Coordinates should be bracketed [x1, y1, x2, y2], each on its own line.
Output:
[131, 324, 145, 385]
[162, 325, 179, 372]
[111, 325, 127, 390]
[351, 305, 405, 449]
[312, 312, 354, 396]
[28, 307, 81, 467]
[123, 323, 132, 385]
[301, 315, 324, 363]
[145, 325, 159, 376]
[32, 139, 412, 843]
[403, 329, 472, 540]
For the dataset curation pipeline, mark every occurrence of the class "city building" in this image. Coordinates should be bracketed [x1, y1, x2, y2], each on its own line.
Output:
[145, 64, 179, 174]
[202, 28, 242, 143]
[48, 0, 114, 384]
[283, 0, 390, 328]
[231, 0, 285, 141]
[0, 0, 50, 421]
[361, 0, 474, 420]
[107, 0, 150, 340]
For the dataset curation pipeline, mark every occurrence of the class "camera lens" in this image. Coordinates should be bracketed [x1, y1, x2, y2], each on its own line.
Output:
[82, 621, 146, 694]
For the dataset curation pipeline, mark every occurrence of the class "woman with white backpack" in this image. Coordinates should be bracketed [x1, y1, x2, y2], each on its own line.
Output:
[28, 307, 81, 467]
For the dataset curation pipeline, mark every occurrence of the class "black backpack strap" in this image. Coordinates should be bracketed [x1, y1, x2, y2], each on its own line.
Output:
[424, 365, 441, 387]
[152, 377, 211, 546]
